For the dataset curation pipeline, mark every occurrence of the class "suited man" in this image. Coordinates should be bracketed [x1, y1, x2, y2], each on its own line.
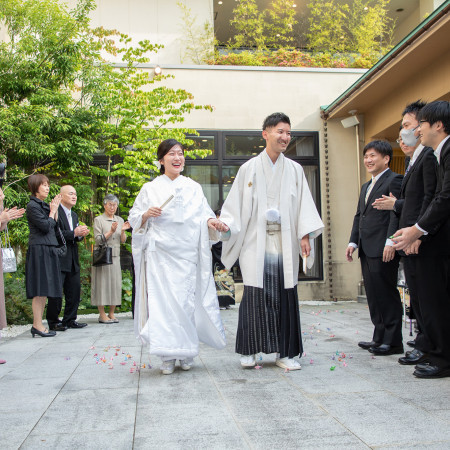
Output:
[46, 185, 90, 331]
[373, 101, 438, 366]
[346, 140, 403, 355]
[393, 101, 450, 378]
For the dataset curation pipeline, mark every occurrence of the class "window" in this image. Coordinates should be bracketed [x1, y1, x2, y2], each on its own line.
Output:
[185, 130, 322, 281]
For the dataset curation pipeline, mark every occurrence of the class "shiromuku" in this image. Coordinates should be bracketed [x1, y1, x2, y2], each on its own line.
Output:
[128, 139, 227, 375]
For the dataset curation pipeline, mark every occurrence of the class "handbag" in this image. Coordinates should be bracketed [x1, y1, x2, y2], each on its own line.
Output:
[93, 234, 113, 267]
[55, 226, 67, 258]
[1, 225, 17, 273]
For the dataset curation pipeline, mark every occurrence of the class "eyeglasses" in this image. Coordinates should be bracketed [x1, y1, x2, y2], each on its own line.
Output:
[418, 120, 428, 127]
[396, 138, 403, 144]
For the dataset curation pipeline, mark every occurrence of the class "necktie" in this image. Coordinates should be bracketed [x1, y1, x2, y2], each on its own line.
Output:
[67, 211, 73, 231]
[365, 179, 375, 204]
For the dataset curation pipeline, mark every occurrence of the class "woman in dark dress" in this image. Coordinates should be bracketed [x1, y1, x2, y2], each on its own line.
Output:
[25, 174, 63, 337]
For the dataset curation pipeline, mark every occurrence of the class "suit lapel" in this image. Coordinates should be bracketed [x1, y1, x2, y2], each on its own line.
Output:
[363, 169, 391, 212]
[401, 150, 425, 195]
[59, 205, 69, 229]
[71, 210, 77, 230]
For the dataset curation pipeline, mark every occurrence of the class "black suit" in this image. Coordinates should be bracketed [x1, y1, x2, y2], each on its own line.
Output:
[46, 205, 83, 327]
[394, 147, 437, 353]
[413, 137, 450, 368]
[349, 169, 403, 346]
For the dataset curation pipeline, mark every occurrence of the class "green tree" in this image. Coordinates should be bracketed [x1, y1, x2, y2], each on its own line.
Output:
[81, 28, 212, 213]
[306, 0, 349, 53]
[307, 0, 394, 56]
[0, 0, 99, 246]
[347, 0, 394, 54]
[177, 1, 215, 64]
[264, 0, 298, 48]
[0, 0, 213, 230]
[230, 0, 266, 50]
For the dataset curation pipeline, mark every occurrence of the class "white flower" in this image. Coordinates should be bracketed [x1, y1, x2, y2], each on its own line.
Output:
[153, 160, 161, 170]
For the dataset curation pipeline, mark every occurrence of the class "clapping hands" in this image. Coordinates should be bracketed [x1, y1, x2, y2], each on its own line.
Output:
[0, 206, 25, 224]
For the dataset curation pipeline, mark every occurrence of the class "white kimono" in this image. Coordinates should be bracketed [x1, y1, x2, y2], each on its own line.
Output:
[128, 175, 226, 359]
[220, 151, 324, 289]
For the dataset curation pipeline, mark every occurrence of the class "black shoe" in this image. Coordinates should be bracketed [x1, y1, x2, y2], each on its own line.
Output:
[49, 323, 68, 332]
[31, 327, 56, 338]
[358, 341, 381, 350]
[398, 349, 428, 365]
[369, 344, 404, 355]
[413, 364, 450, 379]
[66, 321, 87, 329]
[407, 340, 416, 348]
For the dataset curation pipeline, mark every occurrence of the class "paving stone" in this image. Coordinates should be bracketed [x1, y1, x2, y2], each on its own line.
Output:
[1, 302, 449, 448]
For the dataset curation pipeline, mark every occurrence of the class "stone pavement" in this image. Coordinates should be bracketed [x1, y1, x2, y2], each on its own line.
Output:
[1, 302, 450, 449]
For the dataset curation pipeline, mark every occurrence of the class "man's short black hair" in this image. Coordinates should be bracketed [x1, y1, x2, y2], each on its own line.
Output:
[402, 100, 427, 119]
[363, 140, 393, 165]
[418, 100, 450, 135]
[262, 112, 290, 130]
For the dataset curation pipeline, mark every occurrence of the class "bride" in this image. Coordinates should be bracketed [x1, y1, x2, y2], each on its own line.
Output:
[128, 139, 228, 375]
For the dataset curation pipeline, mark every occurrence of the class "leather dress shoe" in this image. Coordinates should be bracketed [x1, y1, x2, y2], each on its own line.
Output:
[358, 341, 381, 350]
[413, 364, 450, 379]
[407, 340, 416, 348]
[49, 323, 67, 331]
[67, 321, 87, 329]
[369, 344, 404, 355]
[398, 349, 428, 365]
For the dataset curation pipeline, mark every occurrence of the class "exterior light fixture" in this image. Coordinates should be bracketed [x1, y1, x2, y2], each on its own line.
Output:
[154, 65, 162, 75]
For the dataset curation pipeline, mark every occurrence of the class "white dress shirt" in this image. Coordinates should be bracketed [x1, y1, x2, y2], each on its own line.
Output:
[61, 204, 73, 231]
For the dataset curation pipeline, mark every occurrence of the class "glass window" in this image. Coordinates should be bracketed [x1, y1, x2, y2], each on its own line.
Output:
[225, 134, 265, 157]
[285, 135, 316, 157]
[185, 134, 216, 159]
[302, 165, 320, 209]
[222, 165, 240, 201]
[182, 165, 220, 211]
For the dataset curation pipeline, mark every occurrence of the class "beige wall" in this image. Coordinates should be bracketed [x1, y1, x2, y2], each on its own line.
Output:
[365, 48, 450, 143]
[146, 65, 366, 300]
[66, 0, 213, 64]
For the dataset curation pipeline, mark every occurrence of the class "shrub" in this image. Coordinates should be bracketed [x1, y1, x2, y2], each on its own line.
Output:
[209, 49, 376, 69]
[120, 270, 133, 313]
[4, 264, 33, 325]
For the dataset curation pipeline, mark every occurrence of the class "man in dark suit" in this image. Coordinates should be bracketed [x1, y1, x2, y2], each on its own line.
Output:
[47, 185, 90, 330]
[346, 140, 403, 355]
[393, 101, 450, 378]
[373, 101, 438, 366]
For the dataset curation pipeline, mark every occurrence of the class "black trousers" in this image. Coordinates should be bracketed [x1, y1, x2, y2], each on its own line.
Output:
[402, 256, 430, 352]
[47, 268, 81, 326]
[360, 251, 403, 346]
[410, 255, 450, 368]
